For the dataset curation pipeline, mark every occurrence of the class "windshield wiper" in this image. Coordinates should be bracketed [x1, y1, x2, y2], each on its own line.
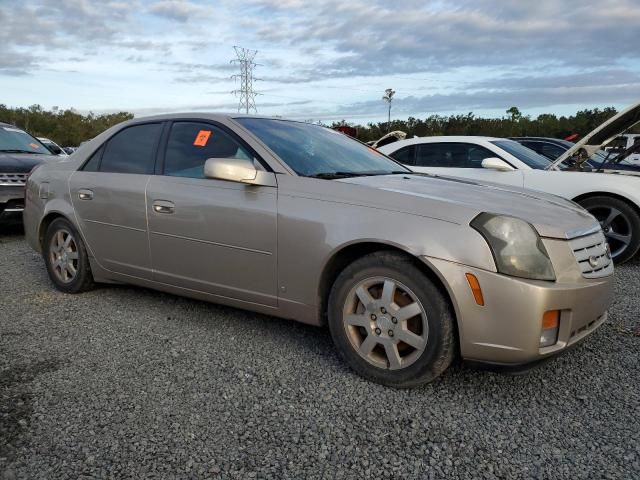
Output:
[308, 170, 409, 179]
[0, 149, 44, 155]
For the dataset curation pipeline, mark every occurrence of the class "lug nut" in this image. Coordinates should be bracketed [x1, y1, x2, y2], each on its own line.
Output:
[391, 317, 397, 324]
[388, 330, 394, 337]
[374, 328, 381, 335]
[380, 307, 387, 314]
[370, 314, 377, 321]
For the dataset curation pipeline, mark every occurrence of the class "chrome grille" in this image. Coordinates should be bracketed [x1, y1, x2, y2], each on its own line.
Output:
[569, 231, 613, 279]
[0, 173, 28, 186]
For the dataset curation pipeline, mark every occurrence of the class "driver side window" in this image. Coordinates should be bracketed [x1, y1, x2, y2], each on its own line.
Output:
[163, 122, 252, 178]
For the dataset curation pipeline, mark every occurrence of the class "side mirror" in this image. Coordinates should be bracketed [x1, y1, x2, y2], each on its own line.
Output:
[481, 157, 514, 172]
[204, 157, 258, 183]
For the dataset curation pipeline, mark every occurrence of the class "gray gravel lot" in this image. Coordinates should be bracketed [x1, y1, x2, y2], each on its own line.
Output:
[1, 225, 638, 479]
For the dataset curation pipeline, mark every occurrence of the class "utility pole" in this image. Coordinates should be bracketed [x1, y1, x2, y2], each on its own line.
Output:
[231, 46, 260, 114]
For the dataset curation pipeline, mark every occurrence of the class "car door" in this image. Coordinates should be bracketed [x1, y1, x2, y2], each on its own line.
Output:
[396, 142, 524, 187]
[69, 122, 163, 278]
[146, 120, 278, 307]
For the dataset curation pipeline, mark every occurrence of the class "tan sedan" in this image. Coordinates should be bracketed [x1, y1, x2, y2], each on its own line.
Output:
[23, 115, 613, 387]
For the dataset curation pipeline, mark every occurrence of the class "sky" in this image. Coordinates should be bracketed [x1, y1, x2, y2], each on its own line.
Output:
[1, 0, 640, 124]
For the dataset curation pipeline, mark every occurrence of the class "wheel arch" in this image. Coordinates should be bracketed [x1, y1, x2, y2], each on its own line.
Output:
[572, 191, 640, 216]
[317, 241, 460, 349]
[38, 211, 73, 251]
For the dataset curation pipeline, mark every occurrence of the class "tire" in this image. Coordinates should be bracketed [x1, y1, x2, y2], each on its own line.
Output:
[43, 217, 94, 293]
[327, 251, 456, 388]
[578, 196, 640, 264]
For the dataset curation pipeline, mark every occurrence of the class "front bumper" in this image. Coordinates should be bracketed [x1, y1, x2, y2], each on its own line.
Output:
[425, 257, 613, 365]
[0, 185, 25, 221]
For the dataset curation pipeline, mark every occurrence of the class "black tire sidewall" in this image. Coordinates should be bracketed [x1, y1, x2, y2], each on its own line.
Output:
[43, 218, 93, 293]
[579, 196, 640, 264]
[328, 253, 455, 387]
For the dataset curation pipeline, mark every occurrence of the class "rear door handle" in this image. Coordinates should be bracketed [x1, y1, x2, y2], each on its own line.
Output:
[78, 189, 93, 200]
[152, 200, 175, 214]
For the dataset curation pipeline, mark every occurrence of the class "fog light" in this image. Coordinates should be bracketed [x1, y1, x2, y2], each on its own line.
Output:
[540, 310, 560, 347]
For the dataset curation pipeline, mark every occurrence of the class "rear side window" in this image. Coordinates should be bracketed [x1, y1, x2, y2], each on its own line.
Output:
[99, 123, 162, 174]
[163, 122, 252, 178]
[390, 146, 415, 165]
[415, 143, 496, 168]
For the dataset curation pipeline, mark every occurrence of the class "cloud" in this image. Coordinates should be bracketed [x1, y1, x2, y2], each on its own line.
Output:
[148, 0, 210, 22]
[327, 69, 640, 118]
[0, 0, 135, 74]
[111, 99, 312, 116]
[2, 0, 639, 122]
[174, 74, 233, 83]
[248, 0, 640, 80]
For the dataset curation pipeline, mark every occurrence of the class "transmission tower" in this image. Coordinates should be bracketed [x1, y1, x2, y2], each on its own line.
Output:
[231, 46, 260, 114]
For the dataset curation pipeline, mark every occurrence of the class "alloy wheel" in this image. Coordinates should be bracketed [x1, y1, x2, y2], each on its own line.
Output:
[342, 276, 428, 370]
[585, 205, 632, 258]
[49, 229, 80, 283]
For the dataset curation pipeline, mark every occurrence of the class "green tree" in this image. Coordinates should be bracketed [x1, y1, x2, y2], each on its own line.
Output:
[382, 88, 396, 131]
[0, 104, 133, 146]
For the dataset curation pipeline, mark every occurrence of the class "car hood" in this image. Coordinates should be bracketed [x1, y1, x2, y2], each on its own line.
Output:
[338, 173, 599, 240]
[0, 152, 54, 172]
[551, 101, 640, 168]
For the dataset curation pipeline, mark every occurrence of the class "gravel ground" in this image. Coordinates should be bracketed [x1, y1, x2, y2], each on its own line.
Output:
[1, 225, 638, 479]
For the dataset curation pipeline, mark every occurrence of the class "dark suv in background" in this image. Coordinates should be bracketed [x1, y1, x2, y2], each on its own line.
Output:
[0, 122, 53, 222]
[511, 136, 640, 172]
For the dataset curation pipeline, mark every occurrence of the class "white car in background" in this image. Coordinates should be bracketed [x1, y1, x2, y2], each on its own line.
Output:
[604, 134, 640, 165]
[37, 137, 68, 156]
[379, 102, 640, 263]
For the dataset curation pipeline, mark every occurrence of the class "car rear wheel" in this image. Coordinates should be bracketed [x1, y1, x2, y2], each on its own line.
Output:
[44, 218, 94, 293]
[578, 196, 640, 264]
[328, 251, 456, 388]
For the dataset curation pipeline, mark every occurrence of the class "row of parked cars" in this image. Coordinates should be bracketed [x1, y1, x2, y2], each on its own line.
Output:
[3, 103, 639, 387]
[379, 112, 640, 264]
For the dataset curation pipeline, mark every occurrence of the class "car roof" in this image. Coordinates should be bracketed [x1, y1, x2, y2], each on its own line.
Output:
[511, 137, 574, 146]
[122, 112, 306, 124]
[378, 135, 506, 151]
[0, 121, 19, 128]
[511, 136, 563, 142]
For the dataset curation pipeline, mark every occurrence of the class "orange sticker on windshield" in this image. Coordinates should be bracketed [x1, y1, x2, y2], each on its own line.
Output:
[193, 130, 212, 147]
[30, 143, 40, 148]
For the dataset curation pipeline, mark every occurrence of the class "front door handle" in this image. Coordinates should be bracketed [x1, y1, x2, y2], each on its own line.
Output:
[78, 189, 93, 200]
[152, 200, 175, 214]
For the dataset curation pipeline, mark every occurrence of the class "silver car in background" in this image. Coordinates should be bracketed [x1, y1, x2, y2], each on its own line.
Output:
[24, 114, 613, 387]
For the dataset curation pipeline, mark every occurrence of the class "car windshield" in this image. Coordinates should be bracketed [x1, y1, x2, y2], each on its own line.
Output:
[490, 140, 551, 169]
[0, 125, 47, 154]
[551, 146, 635, 170]
[235, 118, 410, 178]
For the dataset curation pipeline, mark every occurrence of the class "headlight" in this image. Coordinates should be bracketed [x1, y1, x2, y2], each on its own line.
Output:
[471, 213, 556, 281]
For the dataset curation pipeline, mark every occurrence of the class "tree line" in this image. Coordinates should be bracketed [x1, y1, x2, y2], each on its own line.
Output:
[332, 106, 639, 143]
[0, 104, 133, 147]
[1, 104, 636, 147]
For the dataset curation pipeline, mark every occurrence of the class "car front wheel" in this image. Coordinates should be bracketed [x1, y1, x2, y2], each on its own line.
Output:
[328, 251, 456, 388]
[578, 196, 640, 264]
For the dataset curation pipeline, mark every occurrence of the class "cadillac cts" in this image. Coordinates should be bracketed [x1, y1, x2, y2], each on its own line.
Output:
[24, 115, 614, 387]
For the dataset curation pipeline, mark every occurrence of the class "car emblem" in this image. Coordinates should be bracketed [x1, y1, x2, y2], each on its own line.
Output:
[589, 255, 600, 268]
